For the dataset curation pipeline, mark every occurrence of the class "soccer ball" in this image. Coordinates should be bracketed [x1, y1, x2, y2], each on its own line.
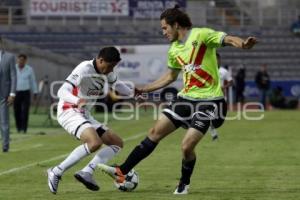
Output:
[114, 169, 139, 192]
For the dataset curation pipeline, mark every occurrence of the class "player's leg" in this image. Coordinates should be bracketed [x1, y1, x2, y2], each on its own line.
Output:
[80, 128, 123, 174]
[76, 128, 123, 190]
[48, 127, 102, 194]
[119, 113, 177, 173]
[47, 109, 102, 194]
[174, 99, 227, 194]
[98, 113, 178, 182]
[52, 127, 102, 174]
[174, 127, 205, 195]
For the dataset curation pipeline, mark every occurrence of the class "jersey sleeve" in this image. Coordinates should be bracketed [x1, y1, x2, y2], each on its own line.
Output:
[225, 71, 233, 82]
[107, 72, 118, 84]
[201, 28, 227, 48]
[167, 49, 182, 70]
[65, 66, 83, 87]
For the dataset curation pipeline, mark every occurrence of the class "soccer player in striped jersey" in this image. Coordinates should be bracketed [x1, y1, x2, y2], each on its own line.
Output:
[47, 47, 134, 194]
[99, 6, 257, 194]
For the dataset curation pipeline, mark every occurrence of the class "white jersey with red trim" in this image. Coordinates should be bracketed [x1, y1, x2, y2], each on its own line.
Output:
[219, 66, 232, 87]
[57, 59, 117, 113]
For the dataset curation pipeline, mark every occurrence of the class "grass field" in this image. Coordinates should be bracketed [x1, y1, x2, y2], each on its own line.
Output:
[0, 109, 299, 200]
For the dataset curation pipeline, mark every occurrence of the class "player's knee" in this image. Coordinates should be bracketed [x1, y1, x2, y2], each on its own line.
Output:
[88, 139, 102, 152]
[181, 143, 193, 158]
[115, 138, 124, 148]
[110, 134, 123, 148]
[148, 127, 161, 142]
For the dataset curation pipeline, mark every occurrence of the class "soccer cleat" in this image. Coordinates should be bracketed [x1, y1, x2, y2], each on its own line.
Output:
[212, 134, 219, 141]
[173, 182, 190, 194]
[74, 171, 99, 191]
[97, 164, 125, 183]
[47, 168, 61, 194]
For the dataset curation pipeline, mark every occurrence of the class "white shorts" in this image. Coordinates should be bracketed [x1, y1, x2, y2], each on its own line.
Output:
[57, 108, 108, 139]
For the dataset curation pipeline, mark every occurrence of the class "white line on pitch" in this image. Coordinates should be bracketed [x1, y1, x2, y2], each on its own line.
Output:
[0, 132, 146, 176]
[10, 144, 44, 152]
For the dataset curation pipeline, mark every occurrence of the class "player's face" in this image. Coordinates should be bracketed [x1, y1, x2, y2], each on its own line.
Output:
[18, 57, 27, 67]
[98, 58, 118, 74]
[161, 19, 178, 42]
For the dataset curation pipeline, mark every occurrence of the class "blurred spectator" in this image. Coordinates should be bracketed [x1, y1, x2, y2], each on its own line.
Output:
[235, 66, 246, 104]
[217, 53, 233, 99]
[269, 86, 298, 109]
[14, 54, 38, 133]
[291, 15, 300, 36]
[0, 36, 16, 153]
[255, 64, 270, 110]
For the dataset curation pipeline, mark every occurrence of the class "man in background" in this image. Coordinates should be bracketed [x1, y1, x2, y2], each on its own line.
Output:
[0, 37, 16, 153]
[14, 54, 38, 133]
[210, 53, 233, 141]
[235, 66, 246, 104]
[217, 53, 233, 99]
[255, 64, 270, 110]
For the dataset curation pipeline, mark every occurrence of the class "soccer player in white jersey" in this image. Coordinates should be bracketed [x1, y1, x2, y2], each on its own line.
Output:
[47, 47, 134, 194]
[217, 53, 233, 98]
[210, 53, 234, 140]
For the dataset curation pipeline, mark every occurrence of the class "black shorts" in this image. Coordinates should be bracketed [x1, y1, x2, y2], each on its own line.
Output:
[162, 97, 227, 134]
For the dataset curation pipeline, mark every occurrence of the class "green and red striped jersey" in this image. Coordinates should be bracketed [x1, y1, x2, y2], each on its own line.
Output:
[167, 27, 227, 100]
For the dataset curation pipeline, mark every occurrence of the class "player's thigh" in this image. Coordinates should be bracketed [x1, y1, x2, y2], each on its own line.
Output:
[87, 115, 122, 147]
[148, 113, 178, 142]
[80, 127, 102, 145]
[57, 109, 95, 139]
[100, 129, 123, 148]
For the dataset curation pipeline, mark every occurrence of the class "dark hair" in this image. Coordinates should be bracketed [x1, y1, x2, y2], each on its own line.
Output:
[18, 54, 27, 59]
[216, 52, 221, 59]
[160, 4, 192, 28]
[97, 46, 121, 63]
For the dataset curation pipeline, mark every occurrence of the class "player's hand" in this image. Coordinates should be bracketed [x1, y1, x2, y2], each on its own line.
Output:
[77, 98, 87, 109]
[7, 95, 15, 106]
[134, 87, 147, 102]
[242, 37, 257, 49]
[134, 87, 143, 97]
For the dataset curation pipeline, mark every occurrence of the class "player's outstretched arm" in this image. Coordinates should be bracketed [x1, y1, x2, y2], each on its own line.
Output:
[224, 36, 257, 49]
[113, 81, 134, 97]
[141, 69, 180, 93]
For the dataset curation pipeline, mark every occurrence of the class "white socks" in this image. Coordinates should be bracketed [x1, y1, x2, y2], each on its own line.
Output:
[52, 143, 90, 176]
[81, 145, 121, 174]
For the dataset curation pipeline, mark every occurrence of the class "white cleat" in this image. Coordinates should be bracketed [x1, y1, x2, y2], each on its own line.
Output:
[174, 182, 189, 194]
[97, 164, 125, 183]
[47, 168, 61, 194]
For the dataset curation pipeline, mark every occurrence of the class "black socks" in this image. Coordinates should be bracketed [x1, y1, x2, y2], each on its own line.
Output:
[120, 137, 158, 174]
[180, 159, 196, 185]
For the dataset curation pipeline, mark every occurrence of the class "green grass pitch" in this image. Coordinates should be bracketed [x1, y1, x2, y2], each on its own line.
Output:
[0, 110, 299, 200]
